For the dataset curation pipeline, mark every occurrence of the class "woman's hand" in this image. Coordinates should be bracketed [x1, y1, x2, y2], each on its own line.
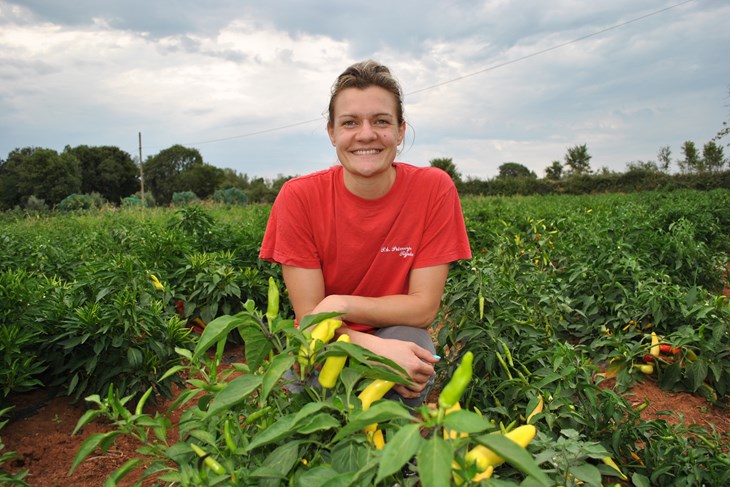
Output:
[366, 335, 438, 399]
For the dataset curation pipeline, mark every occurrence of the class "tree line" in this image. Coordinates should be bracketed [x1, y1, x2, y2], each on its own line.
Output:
[1, 136, 727, 212]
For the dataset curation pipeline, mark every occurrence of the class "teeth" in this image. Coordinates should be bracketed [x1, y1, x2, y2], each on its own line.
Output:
[353, 149, 380, 155]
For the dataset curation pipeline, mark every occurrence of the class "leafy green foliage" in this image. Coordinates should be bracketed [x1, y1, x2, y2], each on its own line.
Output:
[57, 193, 105, 211]
[172, 191, 199, 206]
[0, 270, 49, 397]
[1, 191, 728, 485]
[212, 187, 249, 205]
[69, 294, 553, 486]
[0, 408, 29, 486]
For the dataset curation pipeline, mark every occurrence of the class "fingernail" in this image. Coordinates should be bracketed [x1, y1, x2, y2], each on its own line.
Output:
[433, 354, 441, 360]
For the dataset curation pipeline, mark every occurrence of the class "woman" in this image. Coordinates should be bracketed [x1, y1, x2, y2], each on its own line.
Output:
[259, 60, 471, 406]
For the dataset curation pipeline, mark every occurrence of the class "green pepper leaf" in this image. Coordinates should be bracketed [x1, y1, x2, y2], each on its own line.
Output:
[417, 435, 452, 487]
[375, 423, 422, 483]
[205, 374, 262, 418]
[476, 433, 551, 486]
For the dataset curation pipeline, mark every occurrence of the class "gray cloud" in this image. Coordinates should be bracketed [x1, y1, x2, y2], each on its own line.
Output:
[1, 0, 728, 180]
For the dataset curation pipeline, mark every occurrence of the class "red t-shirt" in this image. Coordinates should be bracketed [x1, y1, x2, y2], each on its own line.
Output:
[259, 162, 472, 333]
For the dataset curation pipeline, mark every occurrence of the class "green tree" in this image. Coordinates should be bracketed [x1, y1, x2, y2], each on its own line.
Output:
[657, 146, 672, 173]
[0, 147, 81, 209]
[271, 174, 294, 194]
[544, 160, 563, 180]
[429, 157, 462, 185]
[564, 144, 592, 176]
[175, 163, 225, 199]
[713, 86, 729, 147]
[219, 168, 250, 190]
[247, 177, 276, 203]
[64, 145, 139, 203]
[143, 145, 205, 205]
[497, 162, 536, 179]
[678, 140, 701, 173]
[626, 160, 659, 172]
[702, 140, 726, 172]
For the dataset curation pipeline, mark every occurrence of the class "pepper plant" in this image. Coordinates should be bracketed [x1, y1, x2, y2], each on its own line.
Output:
[70, 279, 555, 486]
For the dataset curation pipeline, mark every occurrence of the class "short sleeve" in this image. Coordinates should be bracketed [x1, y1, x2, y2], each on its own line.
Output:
[412, 170, 472, 268]
[258, 182, 322, 269]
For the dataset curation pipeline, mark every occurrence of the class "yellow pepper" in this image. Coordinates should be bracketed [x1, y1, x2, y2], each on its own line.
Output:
[650, 332, 660, 357]
[526, 394, 544, 424]
[358, 379, 395, 411]
[372, 428, 385, 450]
[318, 334, 350, 389]
[443, 402, 469, 440]
[358, 379, 395, 445]
[298, 318, 342, 368]
[602, 456, 628, 480]
[150, 274, 164, 291]
[465, 424, 537, 471]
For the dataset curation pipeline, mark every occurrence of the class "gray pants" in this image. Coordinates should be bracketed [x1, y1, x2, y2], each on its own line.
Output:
[376, 326, 436, 408]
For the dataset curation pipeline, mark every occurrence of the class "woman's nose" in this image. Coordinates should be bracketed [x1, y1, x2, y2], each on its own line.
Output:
[356, 121, 377, 140]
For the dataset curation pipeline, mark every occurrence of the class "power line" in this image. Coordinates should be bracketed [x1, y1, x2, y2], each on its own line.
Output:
[163, 0, 694, 149]
[182, 117, 324, 146]
[407, 0, 694, 96]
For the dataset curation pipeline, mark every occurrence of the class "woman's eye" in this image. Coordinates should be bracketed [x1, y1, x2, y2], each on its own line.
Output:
[342, 120, 356, 127]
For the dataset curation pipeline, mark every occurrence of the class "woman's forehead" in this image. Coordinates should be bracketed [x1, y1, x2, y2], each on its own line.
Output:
[333, 86, 398, 116]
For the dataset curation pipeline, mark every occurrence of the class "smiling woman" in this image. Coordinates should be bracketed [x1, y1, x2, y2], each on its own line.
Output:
[258, 60, 472, 407]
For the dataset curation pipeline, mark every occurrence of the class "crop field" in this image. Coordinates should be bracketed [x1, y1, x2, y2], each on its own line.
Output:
[1, 189, 729, 486]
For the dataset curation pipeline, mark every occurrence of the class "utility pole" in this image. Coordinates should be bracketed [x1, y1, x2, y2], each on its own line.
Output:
[138, 132, 145, 207]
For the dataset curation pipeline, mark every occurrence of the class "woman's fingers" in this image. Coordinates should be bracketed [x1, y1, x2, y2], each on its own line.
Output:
[393, 384, 422, 398]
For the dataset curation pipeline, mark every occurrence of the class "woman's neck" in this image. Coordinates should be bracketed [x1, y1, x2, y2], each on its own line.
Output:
[343, 164, 397, 200]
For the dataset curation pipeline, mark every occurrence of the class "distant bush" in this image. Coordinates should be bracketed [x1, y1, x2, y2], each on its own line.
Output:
[172, 191, 199, 206]
[123, 192, 156, 208]
[122, 197, 143, 207]
[212, 187, 249, 205]
[24, 195, 48, 212]
[57, 193, 106, 211]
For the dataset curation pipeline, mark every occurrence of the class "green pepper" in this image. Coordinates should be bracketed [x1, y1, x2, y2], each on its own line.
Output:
[439, 351, 474, 410]
[134, 387, 153, 416]
[265, 277, 279, 325]
[190, 443, 227, 475]
[245, 406, 272, 425]
[223, 419, 237, 453]
[318, 334, 350, 389]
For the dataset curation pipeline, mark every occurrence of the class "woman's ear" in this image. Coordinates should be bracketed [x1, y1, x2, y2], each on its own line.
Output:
[327, 125, 336, 146]
[398, 121, 406, 144]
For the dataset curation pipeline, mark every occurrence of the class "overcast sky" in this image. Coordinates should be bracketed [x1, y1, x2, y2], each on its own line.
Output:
[1, 0, 728, 180]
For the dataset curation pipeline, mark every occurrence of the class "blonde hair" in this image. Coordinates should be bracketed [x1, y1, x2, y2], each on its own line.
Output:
[327, 60, 404, 127]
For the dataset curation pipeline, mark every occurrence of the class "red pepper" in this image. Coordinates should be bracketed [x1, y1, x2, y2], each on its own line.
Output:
[644, 353, 675, 365]
[659, 344, 681, 355]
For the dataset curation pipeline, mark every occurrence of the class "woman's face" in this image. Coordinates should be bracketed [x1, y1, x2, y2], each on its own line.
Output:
[327, 86, 406, 182]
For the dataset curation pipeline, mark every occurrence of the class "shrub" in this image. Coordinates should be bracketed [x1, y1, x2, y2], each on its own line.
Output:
[212, 187, 249, 205]
[172, 191, 199, 206]
[57, 193, 102, 211]
[23, 195, 48, 212]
